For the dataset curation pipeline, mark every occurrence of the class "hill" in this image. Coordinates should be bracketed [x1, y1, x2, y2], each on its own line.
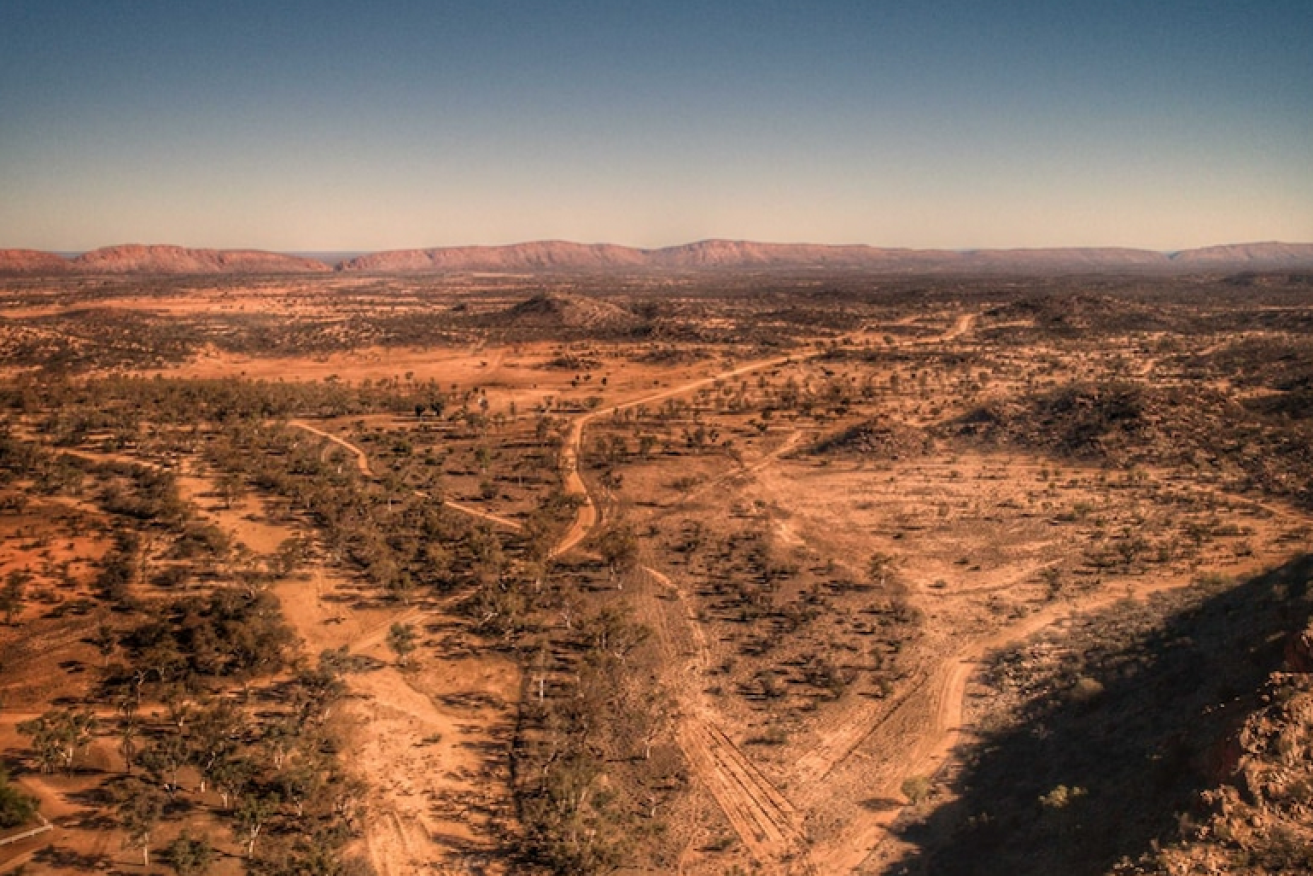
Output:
[480, 291, 644, 335]
[0, 248, 74, 275]
[340, 240, 647, 272]
[70, 244, 331, 274]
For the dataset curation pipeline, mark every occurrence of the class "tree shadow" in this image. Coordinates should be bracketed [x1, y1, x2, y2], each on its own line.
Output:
[886, 554, 1313, 876]
[861, 796, 905, 812]
[32, 844, 111, 871]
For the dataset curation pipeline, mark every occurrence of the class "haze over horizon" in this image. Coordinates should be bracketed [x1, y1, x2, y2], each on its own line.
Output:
[2, 2, 1311, 253]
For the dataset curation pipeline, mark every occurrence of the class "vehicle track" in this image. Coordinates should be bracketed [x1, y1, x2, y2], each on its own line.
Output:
[290, 392, 809, 869]
[638, 562, 814, 872]
[678, 721, 810, 867]
[287, 324, 980, 873]
[289, 419, 375, 478]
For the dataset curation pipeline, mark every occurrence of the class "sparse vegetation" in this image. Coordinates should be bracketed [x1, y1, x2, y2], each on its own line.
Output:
[0, 269, 1310, 875]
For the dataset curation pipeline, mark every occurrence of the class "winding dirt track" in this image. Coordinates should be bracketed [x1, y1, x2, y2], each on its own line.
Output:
[551, 353, 798, 557]
[288, 353, 817, 871]
[37, 315, 981, 874]
[289, 419, 375, 478]
[557, 356, 835, 871]
[286, 313, 1113, 875]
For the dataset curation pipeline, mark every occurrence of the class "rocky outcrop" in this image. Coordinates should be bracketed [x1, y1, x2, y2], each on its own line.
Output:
[1109, 626, 1313, 876]
[483, 292, 643, 334]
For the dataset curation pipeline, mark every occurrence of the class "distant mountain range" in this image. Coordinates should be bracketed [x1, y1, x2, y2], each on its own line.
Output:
[2, 240, 1312, 276]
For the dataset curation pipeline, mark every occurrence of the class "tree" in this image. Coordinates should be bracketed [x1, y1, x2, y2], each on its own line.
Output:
[582, 606, 649, 664]
[18, 707, 97, 775]
[210, 753, 253, 810]
[117, 777, 166, 867]
[595, 523, 639, 586]
[291, 660, 347, 725]
[118, 715, 140, 775]
[274, 755, 325, 817]
[139, 731, 189, 793]
[215, 470, 246, 510]
[0, 567, 29, 624]
[271, 535, 311, 578]
[901, 774, 932, 805]
[234, 792, 278, 857]
[386, 622, 417, 668]
[163, 829, 215, 876]
[250, 834, 377, 876]
[0, 766, 37, 828]
[91, 618, 118, 666]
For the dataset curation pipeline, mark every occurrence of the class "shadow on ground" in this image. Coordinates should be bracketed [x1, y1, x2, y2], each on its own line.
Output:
[886, 553, 1313, 876]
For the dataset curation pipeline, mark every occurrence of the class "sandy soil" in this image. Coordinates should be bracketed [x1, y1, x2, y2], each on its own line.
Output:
[3, 281, 1309, 876]
[177, 463, 521, 876]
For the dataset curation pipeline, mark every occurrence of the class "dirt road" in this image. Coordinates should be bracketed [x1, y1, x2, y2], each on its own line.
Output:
[289, 419, 375, 477]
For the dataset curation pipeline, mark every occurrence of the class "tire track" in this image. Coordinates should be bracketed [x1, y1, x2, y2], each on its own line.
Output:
[288, 422, 526, 537]
[638, 563, 813, 872]
[291, 325, 984, 874]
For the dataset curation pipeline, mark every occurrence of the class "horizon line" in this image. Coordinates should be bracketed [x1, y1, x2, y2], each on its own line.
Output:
[16, 237, 1313, 259]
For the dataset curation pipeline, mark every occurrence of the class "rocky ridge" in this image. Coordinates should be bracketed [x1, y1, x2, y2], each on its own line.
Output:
[3, 240, 1313, 276]
[68, 244, 331, 274]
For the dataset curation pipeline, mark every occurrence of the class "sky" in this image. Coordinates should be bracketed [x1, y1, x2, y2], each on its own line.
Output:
[1, 1, 1311, 252]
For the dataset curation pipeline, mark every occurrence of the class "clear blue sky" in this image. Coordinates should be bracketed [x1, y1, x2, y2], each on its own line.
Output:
[2, 1, 1310, 251]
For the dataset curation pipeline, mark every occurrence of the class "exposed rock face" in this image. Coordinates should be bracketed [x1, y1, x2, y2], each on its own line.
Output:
[1110, 659, 1313, 876]
[70, 244, 331, 274]
[0, 249, 73, 275]
[341, 239, 967, 272]
[647, 239, 918, 269]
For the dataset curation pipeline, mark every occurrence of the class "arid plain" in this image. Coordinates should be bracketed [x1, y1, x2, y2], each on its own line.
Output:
[0, 247, 1311, 876]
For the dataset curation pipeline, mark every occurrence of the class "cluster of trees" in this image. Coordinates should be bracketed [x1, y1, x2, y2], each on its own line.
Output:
[0, 385, 380, 873]
[203, 422, 467, 600]
[0, 418, 86, 495]
[0, 372, 462, 432]
[104, 654, 365, 872]
[0, 364, 691, 874]
[17, 595, 367, 874]
[110, 586, 296, 693]
[668, 521, 921, 710]
[513, 604, 677, 875]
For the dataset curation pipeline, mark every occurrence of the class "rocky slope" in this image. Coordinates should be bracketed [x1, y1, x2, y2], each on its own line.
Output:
[1170, 241, 1313, 270]
[1110, 620, 1313, 876]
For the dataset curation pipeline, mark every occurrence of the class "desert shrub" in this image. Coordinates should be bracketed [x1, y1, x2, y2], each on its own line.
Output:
[902, 775, 933, 805]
